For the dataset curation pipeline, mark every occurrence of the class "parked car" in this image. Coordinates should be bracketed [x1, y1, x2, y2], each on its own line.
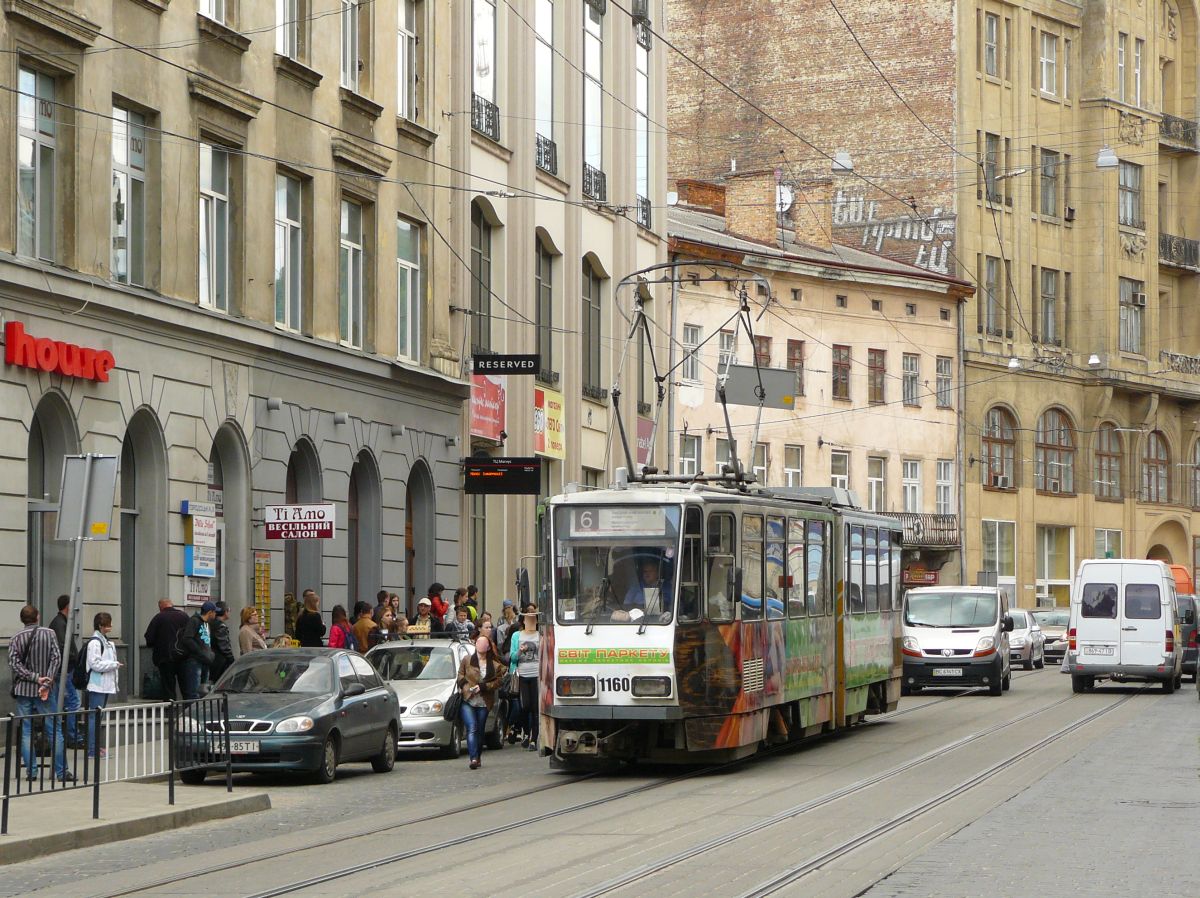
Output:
[1177, 595, 1197, 682]
[901, 586, 1013, 696]
[1007, 608, 1045, 670]
[366, 636, 505, 758]
[1032, 608, 1070, 663]
[176, 648, 399, 784]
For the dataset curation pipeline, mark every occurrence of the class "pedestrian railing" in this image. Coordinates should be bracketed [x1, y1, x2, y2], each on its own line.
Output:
[2, 706, 102, 835]
[99, 701, 171, 783]
[168, 694, 233, 804]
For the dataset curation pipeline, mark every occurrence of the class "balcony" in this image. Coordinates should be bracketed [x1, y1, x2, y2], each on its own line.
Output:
[1159, 113, 1199, 152]
[471, 93, 500, 143]
[535, 134, 558, 176]
[1159, 232, 1200, 271]
[884, 513, 960, 548]
[583, 163, 607, 202]
[636, 194, 651, 229]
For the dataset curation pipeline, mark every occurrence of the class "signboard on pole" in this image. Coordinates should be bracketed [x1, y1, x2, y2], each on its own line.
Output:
[56, 455, 118, 541]
[254, 550, 272, 630]
[185, 577, 213, 605]
[719, 364, 798, 410]
[533, 387, 565, 459]
[470, 374, 506, 441]
[464, 457, 541, 495]
[264, 504, 337, 539]
[473, 353, 539, 375]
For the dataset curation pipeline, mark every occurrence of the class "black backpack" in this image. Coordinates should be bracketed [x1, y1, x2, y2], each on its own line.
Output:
[72, 638, 95, 691]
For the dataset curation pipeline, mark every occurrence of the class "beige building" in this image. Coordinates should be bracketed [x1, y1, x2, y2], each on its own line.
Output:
[454, 0, 668, 604]
[668, 173, 971, 585]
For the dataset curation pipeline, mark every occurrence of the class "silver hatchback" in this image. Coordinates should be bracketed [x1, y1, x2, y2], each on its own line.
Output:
[366, 637, 504, 759]
[1007, 608, 1046, 670]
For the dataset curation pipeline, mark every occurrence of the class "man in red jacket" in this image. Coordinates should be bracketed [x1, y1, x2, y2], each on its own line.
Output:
[426, 582, 449, 627]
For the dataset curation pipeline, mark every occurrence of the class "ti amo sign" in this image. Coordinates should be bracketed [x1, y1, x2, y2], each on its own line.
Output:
[464, 457, 541, 495]
[264, 503, 337, 539]
[472, 354, 540, 375]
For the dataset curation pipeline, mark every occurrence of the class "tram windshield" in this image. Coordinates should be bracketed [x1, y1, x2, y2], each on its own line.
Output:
[552, 504, 682, 626]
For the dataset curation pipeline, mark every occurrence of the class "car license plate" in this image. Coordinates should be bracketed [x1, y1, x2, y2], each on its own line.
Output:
[1083, 645, 1114, 656]
[931, 668, 963, 677]
[229, 740, 259, 754]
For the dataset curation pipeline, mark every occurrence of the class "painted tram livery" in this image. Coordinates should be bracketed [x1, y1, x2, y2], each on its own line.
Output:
[539, 480, 903, 767]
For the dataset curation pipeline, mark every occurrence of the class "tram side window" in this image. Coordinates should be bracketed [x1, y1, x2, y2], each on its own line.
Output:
[742, 514, 764, 621]
[678, 506, 703, 622]
[765, 516, 785, 620]
[891, 533, 902, 610]
[878, 530, 892, 612]
[864, 528, 878, 613]
[808, 520, 827, 615]
[706, 512, 736, 622]
[787, 517, 806, 618]
[848, 525, 865, 613]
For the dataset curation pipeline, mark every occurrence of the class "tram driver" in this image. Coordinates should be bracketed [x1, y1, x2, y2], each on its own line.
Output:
[611, 556, 673, 622]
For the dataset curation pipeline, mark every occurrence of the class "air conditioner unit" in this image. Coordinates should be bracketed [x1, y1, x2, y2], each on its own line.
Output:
[1048, 479, 1061, 494]
[991, 473, 1011, 489]
[631, 0, 651, 23]
[1133, 292, 1147, 307]
[1064, 207, 1076, 222]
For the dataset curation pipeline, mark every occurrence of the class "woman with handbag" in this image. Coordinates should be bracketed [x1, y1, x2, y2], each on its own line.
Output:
[456, 636, 506, 770]
[509, 610, 541, 750]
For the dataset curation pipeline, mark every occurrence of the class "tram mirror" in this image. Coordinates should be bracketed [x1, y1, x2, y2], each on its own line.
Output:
[516, 567, 531, 607]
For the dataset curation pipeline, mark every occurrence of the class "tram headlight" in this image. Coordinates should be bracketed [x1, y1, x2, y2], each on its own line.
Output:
[631, 676, 672, 698]
[556, 676, 596, 697]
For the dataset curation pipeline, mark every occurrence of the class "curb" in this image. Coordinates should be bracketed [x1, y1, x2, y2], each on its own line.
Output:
[0, 792, 272, 865]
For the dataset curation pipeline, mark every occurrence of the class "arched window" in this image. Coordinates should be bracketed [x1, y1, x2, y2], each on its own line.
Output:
[982, 407, 1016, 489]
[1141, 430, 1169, 504]
[1094, 423, 1122, 500]
[1035, 408, 1075, 494]
[1191, 441, 1200, 508]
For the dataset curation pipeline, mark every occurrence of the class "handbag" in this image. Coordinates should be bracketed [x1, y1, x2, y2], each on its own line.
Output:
[501, 670, 520, 699]
[442, 690, 463, 722]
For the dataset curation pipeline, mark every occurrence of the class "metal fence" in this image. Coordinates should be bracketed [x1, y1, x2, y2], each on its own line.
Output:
[2, 706, 102, 835]
[168, 694, 233, 804]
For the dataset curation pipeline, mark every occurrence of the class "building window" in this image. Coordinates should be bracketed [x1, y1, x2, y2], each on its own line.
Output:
[276, 0, 306, 61]
[871, 299, 882, 312]
[1118, 161, 1142, 228]
[835, 294, 847, 309]
[868, 349, 886, 405]
[17, 67, 56, 262]
[902, 353, 920, 406]
[983, 12, 998, 76]
[199, 142, 230, 311]
[1134, 38, 1144, 106]
[983, 255, 1001, 334]
[753, 335, 771, 368]
[1094, 529, 1122, 559]
[719, 329, 736, 367]
[1141, 430, 1169, 503]
[752, 443, 768, 484]
[832, 344, 850, 400]
[1039, 149, 1059, 217]
[470, 202, 492, 351]
[341, 0, 361, 90]
[784, 445, 802, 487]
[1094, 423, 1123, 500]
[397, 217, 421, 361]
[200, 0, 225, 23]
[112, 106, 146, 286]
[1040, 32, 1058, 94]
[1035, 407, 1075, 493]
[679, 434, 700, 476]
[473, 0, 498, 134]
[935, 356, 952, 408]
[787, 339, 805, 396]
[534, 239, 553, 374]
[582, 261, 603, 392]
[867, 456, 886, 512]
[1063, 38, 1072, 98]
[338, 199, 365, 348]
[936, 459, 954, 515]
[905, 302, 916, 316]
[983, 406, 1017, 488]
[715, 438, 730, 472]
[681, 324, 701, 381]
[1119, 277, 1145, 354]
[984, 132, 1000, 202]
[274, 173, 303, 331]
[398, 0, 418, 119]
[583, 1, 604, 174]
[1036, 525, 1074, 605]
[902, 459, 921, 513]
[830, 451, 849, 490]
[535, 0, 554, 157]
[982, 519, 1016, 603]
[635, 26, 650, 221]
[1117, 32, 1127, 102]
[1192, 442, 1200, 508]
[1040, 268, 1058, 343]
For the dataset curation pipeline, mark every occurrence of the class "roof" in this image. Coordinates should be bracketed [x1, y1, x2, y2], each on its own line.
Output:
[667, 205, 972, 292]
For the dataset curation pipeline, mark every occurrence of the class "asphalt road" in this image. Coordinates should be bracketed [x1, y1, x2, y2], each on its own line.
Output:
[3, 670, 1196, 898]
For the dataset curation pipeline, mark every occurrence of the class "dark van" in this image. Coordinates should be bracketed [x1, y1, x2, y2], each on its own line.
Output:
[1178, 595, 1197, 682]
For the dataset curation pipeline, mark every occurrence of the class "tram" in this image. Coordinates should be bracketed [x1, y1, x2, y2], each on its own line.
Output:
[537, 475, 903, 767]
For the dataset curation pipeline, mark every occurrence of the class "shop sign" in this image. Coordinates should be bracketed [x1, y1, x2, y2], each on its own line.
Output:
[636, 417, 654, 466]
[533, 387, 565, 459]
[189, 514, 217, 548]
[254, 550, 272, 630]
[903, 566, 939, 586]
[470, 374, 506, 442]
[264, 503, 336, 539]
[185, 577, 212, 605]
[186, 544, 217, 577]
[4, 321, 116, 382]
[181, 500, 216, 518]
[464, 457, 540, 495]
[473, 353, 539, 374]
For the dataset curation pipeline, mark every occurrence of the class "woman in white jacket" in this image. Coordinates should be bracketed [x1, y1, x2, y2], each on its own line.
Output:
[85, 612, 122, 758]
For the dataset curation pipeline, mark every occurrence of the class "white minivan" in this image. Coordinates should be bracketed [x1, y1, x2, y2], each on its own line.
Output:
[901, 586, 1014, 696]
[1066, 559, 1183, 693]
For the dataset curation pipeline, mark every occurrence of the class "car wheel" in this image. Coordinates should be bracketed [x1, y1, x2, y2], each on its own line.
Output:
[1035, 649, 1045, 670]
[372, 726, 397, 773]
[441, 722, 462, 759]
[1071, 674, 1087, 693]
[988, 676, 1003, 696]
[179, 769, 207, 786]
[314, 734, 339, 784]
[1163, 675, 1176, 694]
[1002, 669, 1011, 691]
[901, 681, 911, 697]
[485, 719, 504, 751]
[1023, 653, 1034, 671]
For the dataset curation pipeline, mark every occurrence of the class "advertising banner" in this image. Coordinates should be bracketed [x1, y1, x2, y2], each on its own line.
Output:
[636, 417, 654, 466]
[470, 374, 506, 441]
[264, 504, 336, 539]
[533, 387, 565, 459]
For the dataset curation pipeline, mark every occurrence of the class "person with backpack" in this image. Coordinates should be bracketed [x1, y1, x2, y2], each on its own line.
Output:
[50, 594, 82, 748]
[83, 613, 121, 758]
[144, 598, 189, 700]
[180, 602, 217, 700]
[209, 603, 236, 682]
[327, 605, 358, 651]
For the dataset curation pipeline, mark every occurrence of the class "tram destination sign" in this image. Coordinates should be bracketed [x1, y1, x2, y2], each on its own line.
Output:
[464, 456, 541, 495]
[472, 353, 540, 375]
[264, 503, 336, 539]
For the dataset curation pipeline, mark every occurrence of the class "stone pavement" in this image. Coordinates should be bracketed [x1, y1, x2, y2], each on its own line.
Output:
[861, 685, 1200, 898]
[0, 779, 270, 865]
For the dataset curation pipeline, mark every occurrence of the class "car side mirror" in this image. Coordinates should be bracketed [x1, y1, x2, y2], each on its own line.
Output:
[343, 682, 366, 697]
[1003, 615, 1015, 632]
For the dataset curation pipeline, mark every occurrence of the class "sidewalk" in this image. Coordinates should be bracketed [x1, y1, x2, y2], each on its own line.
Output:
[0, 780, 270, 865]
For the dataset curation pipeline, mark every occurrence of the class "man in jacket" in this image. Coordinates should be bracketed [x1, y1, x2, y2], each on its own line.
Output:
[210, 602, 236, 682]
[49, 594, 82, 747]
[8, 605, 73, 781]
[144, 598, 189, 700]
[180, 602, 217, 700]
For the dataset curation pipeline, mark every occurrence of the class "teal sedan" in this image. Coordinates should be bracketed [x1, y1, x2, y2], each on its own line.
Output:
[178, 649, 399, 784]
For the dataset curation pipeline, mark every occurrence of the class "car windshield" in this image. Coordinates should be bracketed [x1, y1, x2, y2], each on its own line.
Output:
[372, 646, 457, 681]
[1008, 610, 1030, 629]
[905, 591, 998, 628]
[218, 657, 334, 694]
[552, 504, 681, 626]
[1032, 609, 1069, 628]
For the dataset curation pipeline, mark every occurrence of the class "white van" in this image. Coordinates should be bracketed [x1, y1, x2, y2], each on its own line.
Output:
[1066, 559, 1183, 693]
[901, 586, 1014, 696]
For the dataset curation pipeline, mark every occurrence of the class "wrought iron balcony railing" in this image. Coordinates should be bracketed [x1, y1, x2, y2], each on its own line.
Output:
[884, 512, 961, 548]
[1159, 113, 1199, 151]
[636, 194, 651, 229]
[583, 163, 607, 202]
[471, 93, 500, 143]
[535, 134, 557, 176]
[1160, 232, 1200, 270]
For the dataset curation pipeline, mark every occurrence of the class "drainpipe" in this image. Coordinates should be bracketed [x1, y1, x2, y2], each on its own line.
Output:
[957, 298, 967, 585]
[666, 252, 680, 473]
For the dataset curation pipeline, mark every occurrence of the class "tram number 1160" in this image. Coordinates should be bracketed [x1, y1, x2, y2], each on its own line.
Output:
[598, 676, 632, 692]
